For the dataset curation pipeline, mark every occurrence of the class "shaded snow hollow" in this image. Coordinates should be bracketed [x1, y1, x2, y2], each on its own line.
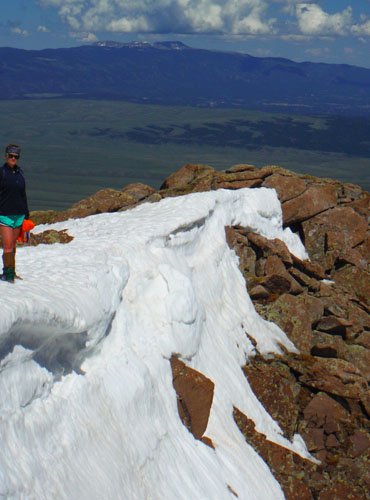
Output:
[0, 188, 311, 499]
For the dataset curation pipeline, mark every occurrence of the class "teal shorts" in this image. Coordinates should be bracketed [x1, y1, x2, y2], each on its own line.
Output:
[0, 215, 25, 229]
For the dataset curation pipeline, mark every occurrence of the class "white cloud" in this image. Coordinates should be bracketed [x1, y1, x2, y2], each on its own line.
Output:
[36, 0, 370, 39]
[107, 16, 150, 33]
[38, 0, 275, 35]
[352, 19, 370, 36]
[295, 3, 353, 36]
[37, 25, 50, 33]
[11, 27, 29, 37]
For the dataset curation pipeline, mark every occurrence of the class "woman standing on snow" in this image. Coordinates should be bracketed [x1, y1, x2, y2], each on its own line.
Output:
[0, 144, 29, 283]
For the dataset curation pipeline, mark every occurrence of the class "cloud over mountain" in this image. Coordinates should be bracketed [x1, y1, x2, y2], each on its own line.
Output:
[38, 0, 370, 38]
[37, 0, 277, 35]
[295, 3, 353, 36]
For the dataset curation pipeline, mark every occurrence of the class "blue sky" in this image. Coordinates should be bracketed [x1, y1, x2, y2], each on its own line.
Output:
[1, 1, 370, 67]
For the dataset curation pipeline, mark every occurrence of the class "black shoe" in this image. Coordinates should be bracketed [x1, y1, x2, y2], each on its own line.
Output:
[0, 268, 15, 283]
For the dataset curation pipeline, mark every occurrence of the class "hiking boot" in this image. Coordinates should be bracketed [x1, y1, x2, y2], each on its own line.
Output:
[1, 253, 15, 283]
[0, 267, 15, 283]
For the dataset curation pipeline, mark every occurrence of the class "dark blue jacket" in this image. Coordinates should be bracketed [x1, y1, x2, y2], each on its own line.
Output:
[0, 163, 29, 218]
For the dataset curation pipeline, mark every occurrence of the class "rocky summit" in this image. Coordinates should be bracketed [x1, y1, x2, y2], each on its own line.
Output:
[29, 163, 369, 498]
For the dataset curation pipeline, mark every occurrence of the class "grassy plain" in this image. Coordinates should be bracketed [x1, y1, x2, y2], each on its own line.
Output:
[0, 99, 368, 210]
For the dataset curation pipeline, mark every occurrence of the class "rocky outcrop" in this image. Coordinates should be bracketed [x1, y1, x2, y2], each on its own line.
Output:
[222, 166, 368, 497]
[30, 183, 157, 224]
[164, 164, 368, 497]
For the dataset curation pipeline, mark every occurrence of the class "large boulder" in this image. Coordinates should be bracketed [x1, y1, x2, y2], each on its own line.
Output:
[262, 173, 307, 203]
[243, 360, 300, 439]
[160, 163, 214, 192]
[261, 293, 322, 353]
[213, 166, 273, 190]
[286, 356, 367, 399]
[333, 266, 370, 306]
[302, 207, 368, 268]
[120, 182, 156, 202]
[282, 184, 337, 225]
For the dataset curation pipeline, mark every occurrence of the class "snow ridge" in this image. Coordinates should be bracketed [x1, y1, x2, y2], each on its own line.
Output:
[0, 188, 309, 499]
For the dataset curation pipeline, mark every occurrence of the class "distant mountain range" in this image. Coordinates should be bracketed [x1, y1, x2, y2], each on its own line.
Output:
[1, 41, 370, 115]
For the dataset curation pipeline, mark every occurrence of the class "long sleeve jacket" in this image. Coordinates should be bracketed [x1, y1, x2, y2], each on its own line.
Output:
[0, 163, 29, 218]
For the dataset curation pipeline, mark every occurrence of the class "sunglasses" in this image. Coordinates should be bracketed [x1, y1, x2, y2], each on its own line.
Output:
[7, 154, 19, 159]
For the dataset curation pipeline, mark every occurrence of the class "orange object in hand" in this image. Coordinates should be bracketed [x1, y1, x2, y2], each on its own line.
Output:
[17, 219, 36, 243]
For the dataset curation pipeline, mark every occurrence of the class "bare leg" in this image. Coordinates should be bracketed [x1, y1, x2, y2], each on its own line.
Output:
[0, 226, 21, 281]
[0, 225, 14, 254]
[12, 227, 21, 252]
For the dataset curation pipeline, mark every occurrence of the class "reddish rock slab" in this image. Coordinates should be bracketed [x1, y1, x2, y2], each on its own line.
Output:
[291, 255, 326, 280]
[301, 428, 326, 452]
[262, 294, 319, 353]
[333, 266, 370, 307]
[244, 231, 293, 265]
[316, 316, 353, 337]
[260, 274, 292, 296]
[264, 255, 303, 295]
[225, 164, 257, 173]
[302, 392, 350, 432]
[349, 192, 370, 217]
[361, 393, 370, 418]
[346, 302, 370, 338]
[225, 226, 257, 277]
[319, 294, 349, 319]
[249, 285, 270, 300]
[301, 295, 325, 326]
[160, 163, 215, 190]
[355, 332, 370, 350]
[356, 235, 370, 266]
[216, 166, 274, 182]
[243, 360, 300, 439]
[343, 344, 370, 381]
[326, 434, 340, 448]
[326, 241, 366, 272]
[348, 430, 370, 458]
[282, 184, 337, 225]
[311, 331, 344, 359]
[318, 482, 364, 500]
[55, 188, 139, 221]
[288, 267, 321, 293]
[120, 182, 156, 201]
[262, 173, 307, 203]
[302, 207, 368, 267]
[339, 183, 365, 201]
[321, 207, 368, 249]
[264, 254, 289, 276]
[170, 356, 214, 441]
[286, 356, 367, 400]
[233, 407, 316, 500]
[213, 178, 262, 190]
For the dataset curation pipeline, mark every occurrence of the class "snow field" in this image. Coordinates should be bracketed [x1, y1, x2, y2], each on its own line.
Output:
[0, 188, 310, 499]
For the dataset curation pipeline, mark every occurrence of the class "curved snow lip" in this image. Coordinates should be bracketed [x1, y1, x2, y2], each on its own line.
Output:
[0, 188, 312, 499]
